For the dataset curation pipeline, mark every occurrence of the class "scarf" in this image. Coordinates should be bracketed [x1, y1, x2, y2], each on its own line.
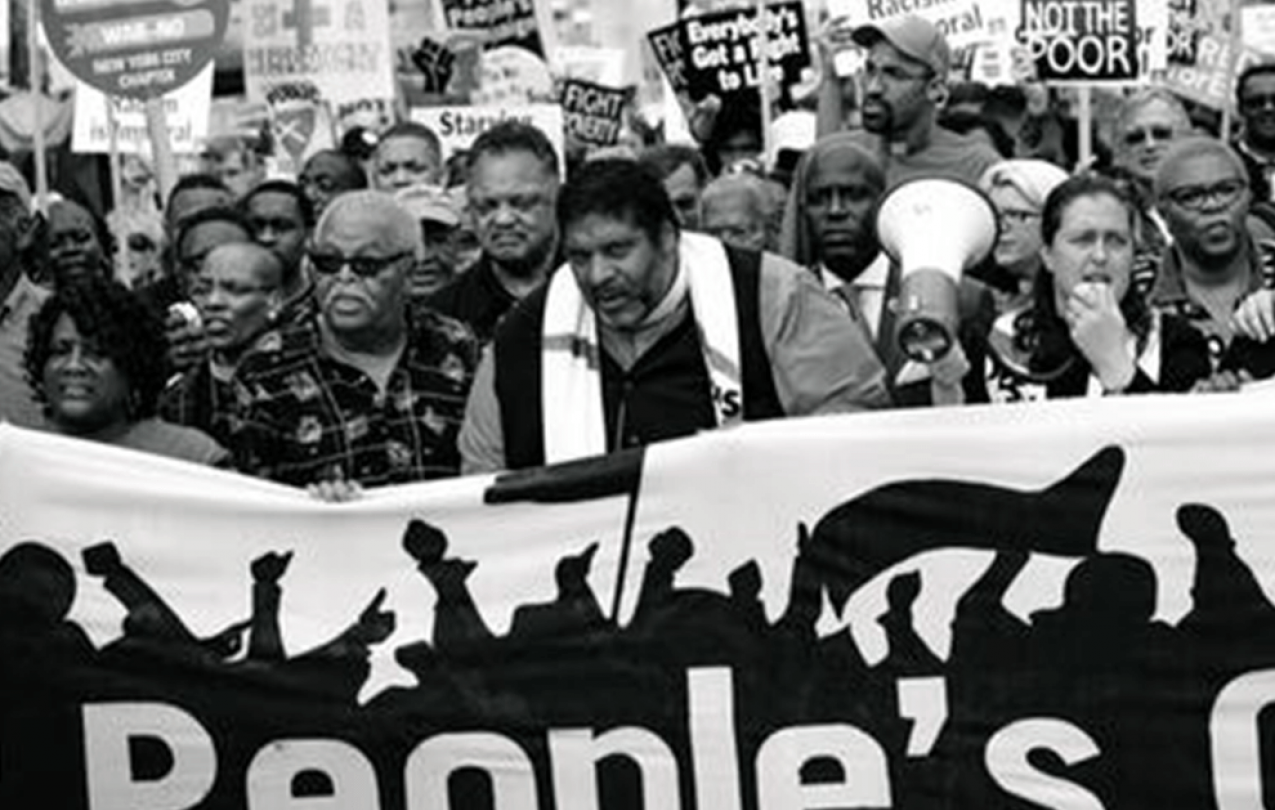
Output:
[541, 231, 742, 464]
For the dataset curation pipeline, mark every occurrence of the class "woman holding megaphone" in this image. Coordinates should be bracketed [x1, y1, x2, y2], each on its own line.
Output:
[974, 172, 1211, 402]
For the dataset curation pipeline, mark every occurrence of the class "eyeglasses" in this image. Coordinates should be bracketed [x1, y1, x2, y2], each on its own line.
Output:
[998, 208, 1040, 227]
[1165, 179, 1247, 210]
[1122, 126, 1174, 146]
[307, 250, 412, 277]
[1242, 93, 1275, 111]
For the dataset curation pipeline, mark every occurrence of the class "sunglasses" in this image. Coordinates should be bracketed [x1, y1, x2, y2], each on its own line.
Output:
[1123, 126, 1174, 146]
[127, 233, 157, 252]
[1243, 93, 1275, 111]
[307, 251, 411, 277]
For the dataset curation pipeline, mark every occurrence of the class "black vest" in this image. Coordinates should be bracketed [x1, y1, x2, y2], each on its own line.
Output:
[494, 246, 783, 470]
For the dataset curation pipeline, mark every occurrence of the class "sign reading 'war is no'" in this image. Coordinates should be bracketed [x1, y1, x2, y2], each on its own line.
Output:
[1017, 0, 1141, 83]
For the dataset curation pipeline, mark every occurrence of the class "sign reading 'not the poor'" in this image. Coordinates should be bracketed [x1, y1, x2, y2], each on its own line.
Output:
[1017, 0, 1140, 83]
[41, 0, 230, 98]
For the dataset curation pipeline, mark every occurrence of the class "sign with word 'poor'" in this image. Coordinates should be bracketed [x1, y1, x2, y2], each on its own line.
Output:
[41, 0, 230, 98]
[1016, 0, 1141, 83]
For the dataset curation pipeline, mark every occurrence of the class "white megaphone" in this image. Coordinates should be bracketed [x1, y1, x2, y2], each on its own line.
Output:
[875, 178, 998, 363]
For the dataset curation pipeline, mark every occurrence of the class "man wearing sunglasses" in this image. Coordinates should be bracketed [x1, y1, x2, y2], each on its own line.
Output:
[1149, 137, 1275, 370]
[229, 191, 479, 490]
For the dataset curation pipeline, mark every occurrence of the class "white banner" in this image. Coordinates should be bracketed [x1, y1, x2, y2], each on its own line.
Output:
[71, 65, 214, 155]
[410, 102, 565, 167]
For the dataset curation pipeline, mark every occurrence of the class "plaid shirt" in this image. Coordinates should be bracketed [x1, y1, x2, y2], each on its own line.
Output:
[229, 308, 479, 487]
[1148, 238, 1275, 369]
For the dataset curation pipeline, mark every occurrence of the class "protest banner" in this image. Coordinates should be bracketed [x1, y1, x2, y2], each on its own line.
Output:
[829, 0, 1020, 76]
[40, 0, 229, 98]
[241, 0, 396, 107]
[678, 1, 812, 103]
[559, 77, 629, 147]
[8, 392, 1275, 808]
[410, 102, 564, 166]
[71, 64, 213, 155]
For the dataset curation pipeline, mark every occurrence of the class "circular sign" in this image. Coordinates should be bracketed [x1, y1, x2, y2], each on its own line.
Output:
[41, 0, 230, 99]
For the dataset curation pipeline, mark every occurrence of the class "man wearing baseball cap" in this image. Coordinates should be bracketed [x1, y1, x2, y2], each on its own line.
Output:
[0, 161, 47, 428]
[818, 15, 1000, 188]
[396, 184, 462, 297]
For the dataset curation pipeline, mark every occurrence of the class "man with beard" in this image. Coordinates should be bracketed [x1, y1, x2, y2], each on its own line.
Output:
[459, 158, 889, 473]
[1150, 137, 1275, 370]
[819, 16, 999, 189]
[423, 121, 560, 342]
[1235, 64, 1275, 204]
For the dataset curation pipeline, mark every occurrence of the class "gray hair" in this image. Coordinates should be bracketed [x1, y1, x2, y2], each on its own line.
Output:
[315, 190, 425, 259]
[701, 173, 772, 219]
[1153, 136, 1249, 200]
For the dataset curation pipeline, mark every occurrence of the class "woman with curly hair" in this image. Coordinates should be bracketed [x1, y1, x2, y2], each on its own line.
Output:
[24, 276, 228, 465]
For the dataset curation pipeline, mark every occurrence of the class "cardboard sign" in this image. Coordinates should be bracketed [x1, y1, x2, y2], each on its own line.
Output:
[241, 0, 396, 107]
[11, 392, 1275, 808]
[71, 64, 214, 154]
[829, 0, 1020, 74]
[40, 0, 230, 98]
[647, 21, 691, 94]
[1016, 0, 1141, 84]
[678, 1, 811, 102]
[559, 77, 629, 147]
[410, 103, 564, 166]
[440, 0, 544, 56]
[1163, 32, 1275, 112]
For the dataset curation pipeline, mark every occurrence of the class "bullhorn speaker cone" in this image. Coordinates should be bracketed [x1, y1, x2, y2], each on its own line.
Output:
[875, 178, 999, 363]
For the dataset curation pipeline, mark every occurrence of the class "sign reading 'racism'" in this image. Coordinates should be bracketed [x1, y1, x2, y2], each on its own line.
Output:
[1017, 0, 1141, 82]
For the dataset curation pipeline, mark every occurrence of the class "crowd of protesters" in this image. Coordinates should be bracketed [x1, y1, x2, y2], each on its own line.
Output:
[3, 14, 1275, 496]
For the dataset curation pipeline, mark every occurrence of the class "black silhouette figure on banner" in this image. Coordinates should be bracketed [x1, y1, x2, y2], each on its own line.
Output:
[14, 443, 1275, 810]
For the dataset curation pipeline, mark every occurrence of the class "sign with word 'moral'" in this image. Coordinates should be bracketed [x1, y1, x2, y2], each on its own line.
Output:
[559, 77, 629, 147]
[679, 1, 811, 102]
[242, 0, 396, 107]
[9, 391, 1275, 808]
[71, 63, 213, 154]
[1016, 0, 1141, 83]
[41, 0, 230, 98]
[410, 103, 564, 165]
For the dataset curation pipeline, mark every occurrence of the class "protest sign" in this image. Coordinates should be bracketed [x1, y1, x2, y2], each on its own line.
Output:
[829, 0, 1019, 75]
[559, 78, 629, 147]
[679, 1, 812, 102]
[72, 64, 213, 154]
[410, 103, 564, 166]
[8, 392, 1275, 808]
[241, 0, 396, 107]
[1016, 0, 1141, 83]
[40, 0, 230, 98]
[440, 0, 555, 105]
[1163, 31, 1275, 111]
[647, 21, 691, 95]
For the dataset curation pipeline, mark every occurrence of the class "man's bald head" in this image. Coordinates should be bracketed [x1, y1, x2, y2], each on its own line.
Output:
[316, 190, 424, 259]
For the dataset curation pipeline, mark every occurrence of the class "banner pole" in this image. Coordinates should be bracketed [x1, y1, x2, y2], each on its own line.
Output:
[756, 0, 772, 170]
[1222, 0, 1243, 139]
[1077, 84, 1092, 171]
[105, 99, 126, 281]
[27, 0, 47, 212]
[144, 97, 177, 210]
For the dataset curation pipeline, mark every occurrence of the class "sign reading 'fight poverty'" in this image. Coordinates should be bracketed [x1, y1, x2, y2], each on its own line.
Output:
[242, 0, 395, 106]
[9, 391, 1275, 808]
[647, 21, 690, 95]
[1016, 0, 1140, 83]
[40, 0, 230, 98]
[559, 78, 628, 147]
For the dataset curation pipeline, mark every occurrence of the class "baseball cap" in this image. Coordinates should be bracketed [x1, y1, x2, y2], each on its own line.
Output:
[852, 16, 951, 78]
[395, 183, 460, 227]
[0, 161, 32, 210]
